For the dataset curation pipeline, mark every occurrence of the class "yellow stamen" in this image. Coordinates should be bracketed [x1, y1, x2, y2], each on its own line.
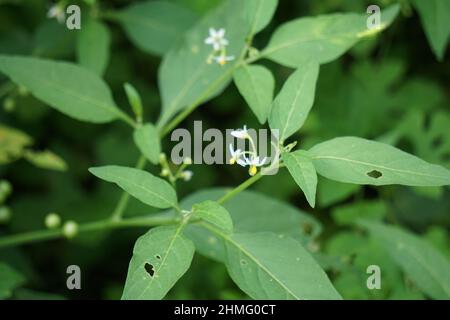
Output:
[230, 157, 236, 165]
[249, 165, 257, 176]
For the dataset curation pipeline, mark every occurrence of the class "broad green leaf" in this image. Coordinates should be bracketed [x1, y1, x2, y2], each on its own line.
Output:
[133, 124, 161, 164]
[89, 166, 178, 209]
[244, 0, 278, 35]
[262, 5, 400, 67]
[77, 20, 110, 76]
[114, 1, 197, 55]
[0, 124, 32, 164]
[192, 200, 233, 233]
[216, 231, 341, 300]
[331, 200, 387, 226]
[412, 0, 450, 61]
[183, 188, 321, 262]
[269, 60, 319, 141]
[122, 225, 195, 300]
[157, 0, 250, 127]
[0, 262, 25, 299]
[233, 65, 274, 124]
[282, 150, 317, 207]
[23, 149, 68, 171]
[359, 220, 450, 299]
[0, 55, 122, 123]
[317, 177, 359, 207]
[309, 137, 450, 186]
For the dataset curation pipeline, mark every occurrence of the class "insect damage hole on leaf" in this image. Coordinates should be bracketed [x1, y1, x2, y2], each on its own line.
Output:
[367, 170, 382, 179]
[144, 262, 155, 277]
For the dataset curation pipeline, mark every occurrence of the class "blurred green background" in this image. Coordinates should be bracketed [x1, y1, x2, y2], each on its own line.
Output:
[0, 0, 449, 300]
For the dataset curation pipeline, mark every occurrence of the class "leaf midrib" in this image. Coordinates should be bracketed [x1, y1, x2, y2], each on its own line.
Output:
[201, 223, 299, 299]
[312, 155, 446, 180]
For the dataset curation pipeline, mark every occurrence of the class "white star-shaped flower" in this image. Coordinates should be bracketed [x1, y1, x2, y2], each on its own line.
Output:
[229, 144, 243, 165]
[204, 28, 229, 51]
[245, 156, 267, 176]
[231, 125, 249, 139]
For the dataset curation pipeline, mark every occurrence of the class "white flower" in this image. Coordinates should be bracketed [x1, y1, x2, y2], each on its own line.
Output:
[214, 54, 235, 66]
[204, 28, 229, 51]
[181, 170, 193, 181]
[231, 125, 249, 139]
[229, 144, 243, 165]
[245, 156, 267, 176]
[47, 4, 65, 23]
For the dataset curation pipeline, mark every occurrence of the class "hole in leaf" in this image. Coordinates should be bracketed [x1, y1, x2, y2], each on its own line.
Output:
[302, 222, 313, 235]
[240, 259, 248, 266]
[155, 255, 161, 260]
[144, 262, 155, 277]
[367, 170, 382, 179]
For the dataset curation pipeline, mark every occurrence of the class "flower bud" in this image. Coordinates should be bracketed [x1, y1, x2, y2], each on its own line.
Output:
[183, 157, 192, 165]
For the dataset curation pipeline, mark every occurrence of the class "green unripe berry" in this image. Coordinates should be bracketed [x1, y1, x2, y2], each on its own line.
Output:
[45, 213, 61, 229]
[0, 206, 11, 224]
[63, 221, 78, 239]
[3, 98, 15, 112]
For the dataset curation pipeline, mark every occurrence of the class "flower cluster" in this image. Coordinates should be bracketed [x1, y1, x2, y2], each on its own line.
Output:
[204, 28, 235, 66]
[229, 126, 267, 176]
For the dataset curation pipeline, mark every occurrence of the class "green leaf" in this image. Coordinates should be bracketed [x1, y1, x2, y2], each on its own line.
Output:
[183, 188, 321, 262]
[77, 20, 111, 76]
[133, 124, 161, 165]
[124, 83, 143, 122]
[244, 0, 278, 35]
[157, 0, 250, 127]
[309, 137, 450, 186]
[213, 231, 341, 300]
[121, 225, 195, 300]
[269, 60, 319, 141]
[0, 262, 25, 299]
[331, 200, 387, 226]
[0, 124, 32, 164]
[359, 220, 450, 299]
[114, 1, 197, 55]
[262, 5, 400, 67]
[192, 200, 233, 233]
[0, 55, 122, 123]
[282, 150, 317, 207]
[412, 0, 450, 61]
[317, 177, 359, 208]
[233, 65, 274, 124]
[89, 166, 178, 209]
[23, 149, 68, 171]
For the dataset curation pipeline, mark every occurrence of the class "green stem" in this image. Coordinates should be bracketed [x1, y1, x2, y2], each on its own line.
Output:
[0, 212, 179, 249]
[217, 172, 263, 205]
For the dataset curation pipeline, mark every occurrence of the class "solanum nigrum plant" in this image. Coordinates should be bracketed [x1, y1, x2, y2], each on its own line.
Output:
[0, 0, 449, 300]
